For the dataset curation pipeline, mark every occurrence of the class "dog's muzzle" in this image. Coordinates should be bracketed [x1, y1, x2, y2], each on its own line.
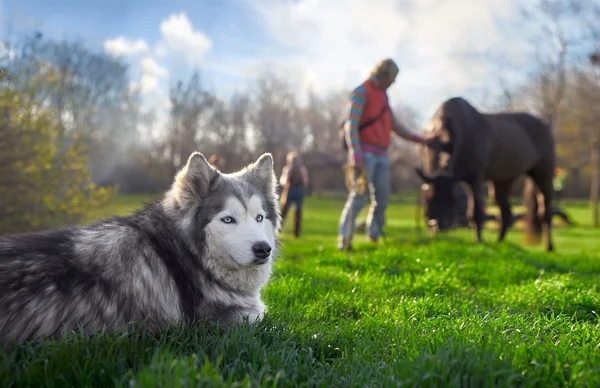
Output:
[251, 241, 272, 265]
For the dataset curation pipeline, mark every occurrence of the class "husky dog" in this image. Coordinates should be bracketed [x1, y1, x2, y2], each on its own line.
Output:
[0, 152, 281, 344]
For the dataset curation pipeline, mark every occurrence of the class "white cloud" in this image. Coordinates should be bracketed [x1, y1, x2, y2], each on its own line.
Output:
[248, 0, 408, 87]
[140, 56, 168, 78]
[103, 37, 148, 57]
[243, 0, 527, 125]
[102, 14, 212, 142]
[163, 98, 172, 111]
[136, 74, 159, 94]
[155, 13, 212, 66]
[129, 56, 169, 95]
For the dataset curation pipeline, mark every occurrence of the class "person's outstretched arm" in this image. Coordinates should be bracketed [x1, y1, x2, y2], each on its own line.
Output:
[391, 110, 427, 145]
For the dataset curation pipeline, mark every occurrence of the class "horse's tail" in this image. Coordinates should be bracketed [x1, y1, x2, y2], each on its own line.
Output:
[524, 178, 542, 245]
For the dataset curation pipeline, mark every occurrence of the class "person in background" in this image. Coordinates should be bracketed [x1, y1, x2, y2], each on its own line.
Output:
[553, 168, 567, 202]
[208, 154, 225, 171]
[279, 151, 309, 238]
[338, 58, 437, 251]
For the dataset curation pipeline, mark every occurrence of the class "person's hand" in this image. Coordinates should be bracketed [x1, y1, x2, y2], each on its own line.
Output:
[351, 158, 364, 173]
[422, 131, 442, 149]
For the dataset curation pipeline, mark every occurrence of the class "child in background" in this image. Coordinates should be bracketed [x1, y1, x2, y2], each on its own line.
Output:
[279, 151, 309, 238]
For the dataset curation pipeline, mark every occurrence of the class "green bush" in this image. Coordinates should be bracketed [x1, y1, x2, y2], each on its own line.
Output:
[0, 71, 116, 235]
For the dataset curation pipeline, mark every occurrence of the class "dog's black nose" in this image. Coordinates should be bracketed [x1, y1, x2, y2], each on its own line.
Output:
[252, 241, 271, 261]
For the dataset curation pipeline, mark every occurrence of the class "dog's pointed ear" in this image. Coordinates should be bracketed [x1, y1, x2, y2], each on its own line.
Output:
[247, 153, 275, 194]
[415, 167, 433, 184]
[185, 152, 213, 180]
[169, 152, 217, 209]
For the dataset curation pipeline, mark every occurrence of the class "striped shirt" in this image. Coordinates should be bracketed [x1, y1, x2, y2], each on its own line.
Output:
[345, 76, 421, 164]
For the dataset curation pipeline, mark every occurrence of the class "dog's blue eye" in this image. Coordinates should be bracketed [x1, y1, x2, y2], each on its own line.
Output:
[256, 215, 264, 222]
[221, 216, 236, 224]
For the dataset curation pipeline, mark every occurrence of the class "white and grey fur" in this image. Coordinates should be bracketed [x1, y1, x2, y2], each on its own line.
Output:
[0, 152, 281, 344]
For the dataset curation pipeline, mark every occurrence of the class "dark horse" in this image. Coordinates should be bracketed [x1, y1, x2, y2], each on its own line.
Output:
[416, 97, 556, 252]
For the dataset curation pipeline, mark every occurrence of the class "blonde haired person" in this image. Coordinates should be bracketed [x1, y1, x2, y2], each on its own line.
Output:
[279, 151, 309, 238]
[338, 58, 438, 250]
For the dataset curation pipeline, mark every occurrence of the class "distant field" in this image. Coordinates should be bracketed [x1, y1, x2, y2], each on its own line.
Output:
[82, 193, 163, 224]
[86, 192, 599, 256]
[2, 193, 599, 387]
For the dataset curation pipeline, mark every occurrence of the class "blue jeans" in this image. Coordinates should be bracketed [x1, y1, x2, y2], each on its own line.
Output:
[281, 186, 304, 213]
[338, 152, 390, 241]
[281, 186, 305, 237]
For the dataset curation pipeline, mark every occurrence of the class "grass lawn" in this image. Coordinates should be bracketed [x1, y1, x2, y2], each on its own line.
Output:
[2, 193, 599, 387]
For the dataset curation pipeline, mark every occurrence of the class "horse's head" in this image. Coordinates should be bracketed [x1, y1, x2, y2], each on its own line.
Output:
[415, 167, 457, 233]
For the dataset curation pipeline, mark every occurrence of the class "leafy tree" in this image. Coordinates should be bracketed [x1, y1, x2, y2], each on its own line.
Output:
[0, 65, 116, 235]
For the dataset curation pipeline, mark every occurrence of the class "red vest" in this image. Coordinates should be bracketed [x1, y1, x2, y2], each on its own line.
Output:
[359, 79, 392, 150]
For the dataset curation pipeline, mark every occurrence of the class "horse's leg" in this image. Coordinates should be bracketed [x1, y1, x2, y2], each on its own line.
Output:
[493, 180, 514, 242]
[542, 181, 554, 252]
[466, 176, 486, 243]
[530, 170, 554, 252]
[549, 205, 573, 225]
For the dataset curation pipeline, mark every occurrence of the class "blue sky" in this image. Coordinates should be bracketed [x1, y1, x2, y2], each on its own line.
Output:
[2, 0, 581, 130]
[3, 0, 280, 93]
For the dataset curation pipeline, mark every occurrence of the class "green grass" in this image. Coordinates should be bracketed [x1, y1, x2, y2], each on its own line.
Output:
[2, 194, 599, 387]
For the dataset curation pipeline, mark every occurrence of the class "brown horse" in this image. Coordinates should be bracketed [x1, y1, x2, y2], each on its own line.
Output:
[416, 97, 556, 252]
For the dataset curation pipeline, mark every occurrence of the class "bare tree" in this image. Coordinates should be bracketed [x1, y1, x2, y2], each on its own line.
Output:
[300, 89, 347, 155]
[322, 90, 349, 156]
[584, 2, 600, 226]
[228, 93, 253, 161]
[250, 71, 306, 169]
[518, 0, 585, 127]
[303, 89, 327, 153]
[509, 0, 600, 222]
[203, 92, 254, 170]
[586, 52, 600, 226]
[166, 71, 214, 175]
